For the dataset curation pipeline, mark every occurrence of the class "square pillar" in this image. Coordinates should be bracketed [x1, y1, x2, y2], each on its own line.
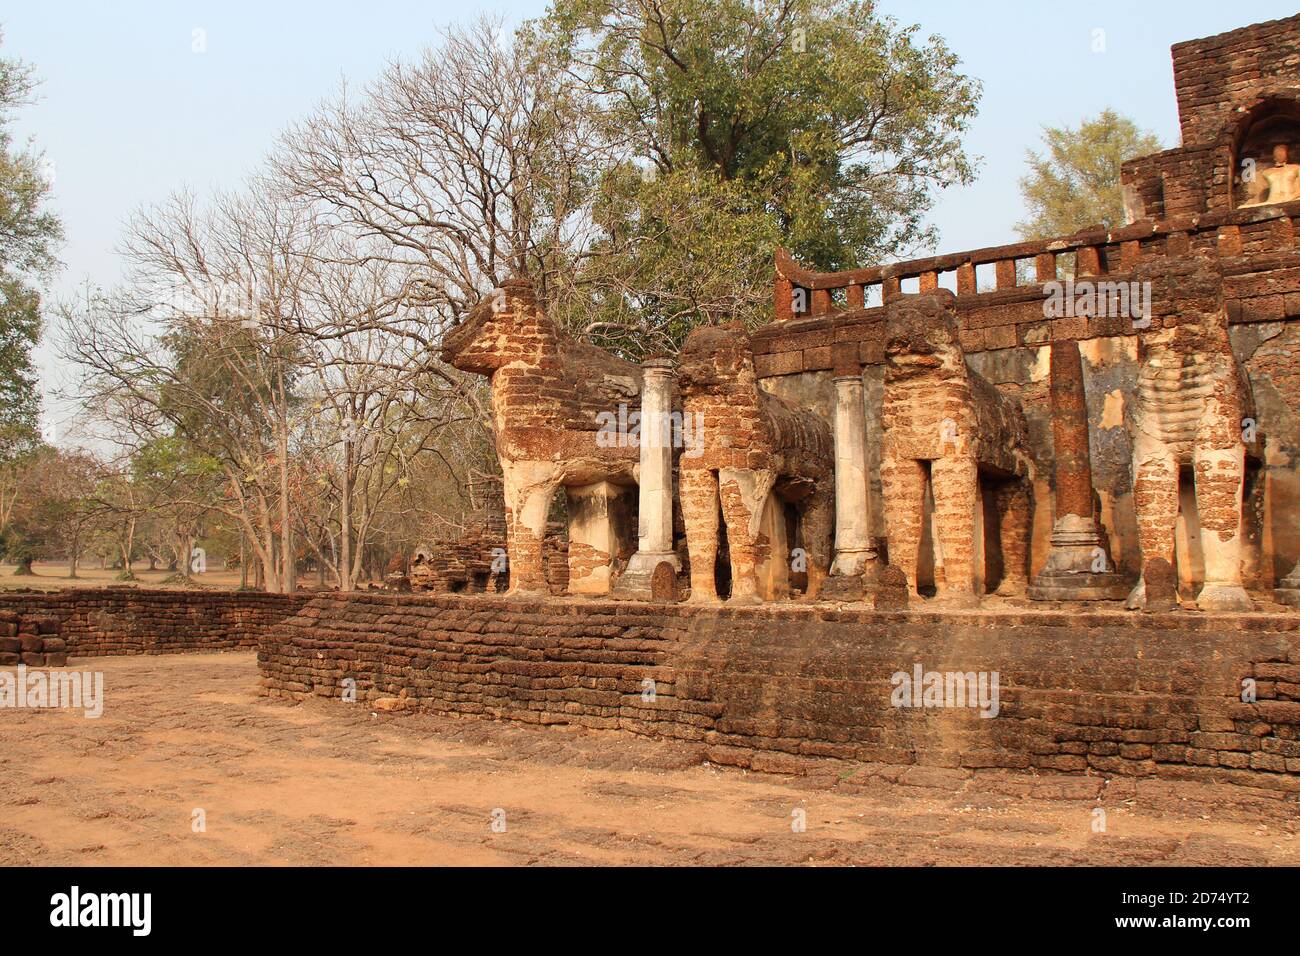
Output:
[566, 480, 637, 595]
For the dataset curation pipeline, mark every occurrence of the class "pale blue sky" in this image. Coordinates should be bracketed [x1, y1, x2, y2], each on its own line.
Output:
[5, 0, 1299, 438]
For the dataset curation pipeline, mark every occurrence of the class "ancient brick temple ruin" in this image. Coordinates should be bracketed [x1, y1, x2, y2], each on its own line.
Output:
[249, 15, 1300, 793]
[747, 14, 1300, 611]
[447, 11, 1300, 613]
[436, 14, 1300, 613]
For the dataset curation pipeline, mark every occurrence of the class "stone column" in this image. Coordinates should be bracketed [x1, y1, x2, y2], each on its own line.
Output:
[613, 358, 680, 598]
[823, 359, 877, 598]
[566, 480, 636, 596]
[1029, 339, 1130, 600]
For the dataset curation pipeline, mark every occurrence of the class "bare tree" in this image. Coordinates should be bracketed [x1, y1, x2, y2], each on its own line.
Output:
[290, 250, 479, 589]
[60, 184, 317, 592]
[274, 15, 601, 327]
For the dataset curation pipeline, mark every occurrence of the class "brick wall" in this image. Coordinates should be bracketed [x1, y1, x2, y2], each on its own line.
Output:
[258, 593, 1300, 794]
[1122, 144, 1221, 221]
[753, 246, 1300, 590]
[1119, 15, 1300, 219]
[754, 239, 1300, 377]
[0, 610, 66, 666]
[1172, 14, 1300, 148]
[0, 588, 307, 659]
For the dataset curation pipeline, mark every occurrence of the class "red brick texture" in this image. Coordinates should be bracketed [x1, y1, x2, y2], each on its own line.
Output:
[0, 589, 307, 659]
[1171, 14, 1300, 149]
[1121, 14, 1300, 219]
[258, 593, 1300, 794]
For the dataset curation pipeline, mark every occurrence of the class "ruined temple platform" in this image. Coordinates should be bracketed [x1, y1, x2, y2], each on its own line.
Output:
[3, 587, 1297, 797]
[257, 590, 1300, 797]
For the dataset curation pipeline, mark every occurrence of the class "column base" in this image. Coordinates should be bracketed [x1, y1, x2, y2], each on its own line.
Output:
[1028, 514, 1131, 601]
[1276, 564, 1300, 607]
[829, 547, 876, 578]
[1028, 569, 1132, 601]
[821, 554, 879, 602]
[1276, 589, 1300, 608]
[610, 550, 681, 601]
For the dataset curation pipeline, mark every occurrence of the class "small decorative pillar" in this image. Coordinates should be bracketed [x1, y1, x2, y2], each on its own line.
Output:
[1028, 339, 1130, 600]
[613, 358, 680, 598]
[823, 349, 877, 598]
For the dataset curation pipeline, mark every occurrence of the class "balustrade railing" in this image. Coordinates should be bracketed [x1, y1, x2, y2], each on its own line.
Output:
[774, 199, 1300, 321]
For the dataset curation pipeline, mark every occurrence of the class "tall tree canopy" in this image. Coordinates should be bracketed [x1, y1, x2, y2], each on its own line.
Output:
[534, 0, 981, 353]
[0, 28, 61, 457]
[1016, 108, 1162, 240]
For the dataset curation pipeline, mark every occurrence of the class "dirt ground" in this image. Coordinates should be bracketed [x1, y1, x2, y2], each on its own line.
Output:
[0, 651, 1296, 866]
[0, 561, 247, 591]
[0, 562, 373, 592]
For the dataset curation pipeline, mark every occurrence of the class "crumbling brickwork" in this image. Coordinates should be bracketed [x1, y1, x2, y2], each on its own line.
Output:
[0, 589, 306, 659]
[1127, 256, 1253, 611]
[258, 593, 1300, 794]
[677, 323, 834, 603]
[410, 512, 571, 596]
[410, 512, 509, 592]
[1121, 14, 1300, 218]
[752, 15, 1300, 604]
[1172, 14, 1300, 148]
[440, 279, 641, 597]
[879, 292, 1032, 603]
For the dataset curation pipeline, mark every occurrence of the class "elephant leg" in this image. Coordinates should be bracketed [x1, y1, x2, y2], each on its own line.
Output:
[1193, 441, 1251, 611]
[680, 467, 720, 604]
[798, 479, 835, 601]
[931, 455, 980, 606]
[502, 463, 557, 597]
[994, 478, 1031, 596]
[718, 466, 771, 605]
[1128, 430, 1179, 609]
[880, 455, 926, 596]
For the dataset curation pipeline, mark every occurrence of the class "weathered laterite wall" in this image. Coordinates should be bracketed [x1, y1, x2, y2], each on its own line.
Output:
[0, 588, 307, 660]
[259, 593, 1300, 795]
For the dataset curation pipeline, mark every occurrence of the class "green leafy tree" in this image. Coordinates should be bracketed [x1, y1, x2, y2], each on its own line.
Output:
[0, 28, 62, 458]
[0, 445, 95, 574]
[1016, 109, 1162, 240]
[129, 434, 222, 581]
[533, 0, 981, 354]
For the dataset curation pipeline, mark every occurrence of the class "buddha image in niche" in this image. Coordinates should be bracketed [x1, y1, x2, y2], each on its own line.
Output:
[1241, 143, 1300, 207]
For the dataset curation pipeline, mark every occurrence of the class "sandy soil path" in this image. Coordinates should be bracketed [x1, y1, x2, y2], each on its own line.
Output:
[0, 652, 1295, 866]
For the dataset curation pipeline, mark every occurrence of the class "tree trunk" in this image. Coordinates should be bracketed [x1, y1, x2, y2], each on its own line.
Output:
[178, 532, 195, 582]
[340, 435, 353, 591]
[68, 530, 81, 579]
[278, 371, 296, 595]
[120, 519, 137, 579]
